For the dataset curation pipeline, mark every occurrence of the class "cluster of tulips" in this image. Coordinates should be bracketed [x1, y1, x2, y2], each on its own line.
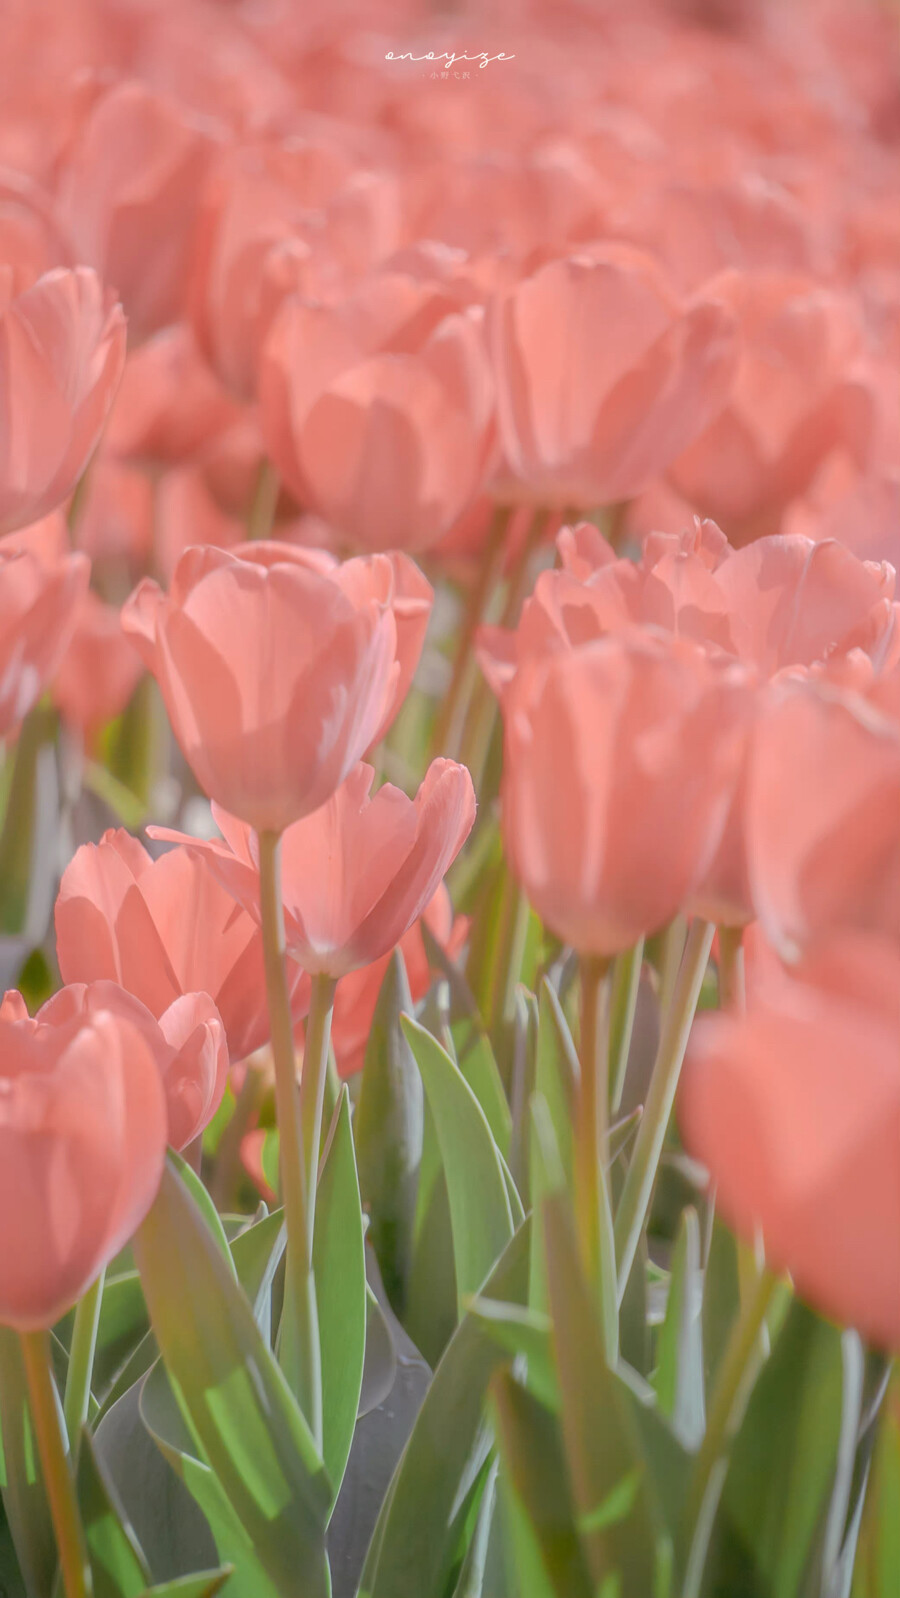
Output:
[0, 0, 899, 1596]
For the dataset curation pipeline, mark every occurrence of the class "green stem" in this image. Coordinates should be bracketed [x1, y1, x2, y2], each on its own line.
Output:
[489, 875, 531, 1034]
[246, 459, 280, 542]
[688, 1267, 782, 1535]
[257, 830, 322, 1447]
[298, 972, 338, 1254]
[211, 1063, 267, 1210]
[658, 914, 687, 1023]
[614, 919, 715, 1302]
[717, 925, 746, 1012]
[431, 502, 512, 760]
[609, 936, 644, 1114]
[19, 1330, 92, 1598]
[63, 1271, 105, 1449]
[575, 957, 617, 1362]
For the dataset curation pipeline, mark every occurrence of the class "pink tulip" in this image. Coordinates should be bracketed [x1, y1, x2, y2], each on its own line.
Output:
[0, 267, 126, 534]
[55, 828, 308, 1064]
[121, 541, 401, 833]
[150, 758, 475, 979]
[681, 933, 900, 1350]
[103, 325, 242, 470]
[0, 986, 167, 1329]
[501, 630, 753, 954]
[486, 246, 737, 507]
[0, 518, 89, 738]
[52, 590, 143, 739]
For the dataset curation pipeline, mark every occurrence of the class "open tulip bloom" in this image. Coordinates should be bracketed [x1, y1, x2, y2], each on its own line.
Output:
[1, 7, 900, 1598]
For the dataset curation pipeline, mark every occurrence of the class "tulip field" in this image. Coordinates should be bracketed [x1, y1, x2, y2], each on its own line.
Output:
[1, 1, 899, 1595]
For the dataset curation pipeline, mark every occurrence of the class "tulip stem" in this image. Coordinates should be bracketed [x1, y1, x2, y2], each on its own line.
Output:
[257, 829, 322, 1450]
[609, 936, 644, 1114]
[299, 972, 338, 1253]
[576, 956, 618, 1363]
[19, 1330, 92, 1598]
[717, 925, 746, 1012]
[431, 502, 512, 760]
[246, 459, 280, 543]
[614, 918, 715, 1302]
[63, 1270, 105, 1449]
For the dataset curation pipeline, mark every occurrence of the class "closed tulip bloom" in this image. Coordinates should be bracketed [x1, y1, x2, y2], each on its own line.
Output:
[747, 677, 900, 958]
[120, 542, 400, 833]
[260, 293, 495, 553]
[103, 325, 242, 470]
[0, 520, 89, 738]
[151, 758, 475, 979]
[55, 828, 308, 1063]
[680, 934, 900, 1349]
[0, 988, 167, 1329]
[486, 245, 737, 507]
[501, 631, 752, 954]
[56, 81, 219, 340]
[669, 273, 874, 541]
[0, 267, 126, 535]
[38, 980, 227, 1157]
[52, 590, 143, 739]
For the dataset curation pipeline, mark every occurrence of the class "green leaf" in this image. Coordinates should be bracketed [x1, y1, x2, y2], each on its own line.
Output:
[133, 1159, 331, 1598]
[422, 921, 513, 1161]
[535, 981, 578, 1180]
[401, 1015, 517, 1311]
[543, 1195, 665, 1595]
[469, 1301, 559, 1414]
[852, 1382, 900, 1598]
[313, 1087, 366, 1505]
[356, 951, 424, 1314]
[76, 1427, 151, 1598]
[358, 1222, 531, 1598]
[142, 1571, 232, 1598]
[491, 1372, 594, 1598]
[168, 1151, 237, 1281]
[654, 1208, 705, 1450]
[229, 1209, 286, 1337]
[0, 1326, 56, 1598]
[402, 1097, 457, 1368]
[702, 1218, 740, 1400]
[359, 1288, 397, 1418]
[702, 1299, 844, 1598]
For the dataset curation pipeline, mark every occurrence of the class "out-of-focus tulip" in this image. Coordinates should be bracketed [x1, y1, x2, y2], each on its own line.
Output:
[486, 246, 737, 508]
[330, 885, 467, 1079]
[501, 631, 752, 954]
[680, 933, 900, 1350]
[121, 541, 400, 833]
[151, 757, 475, 978]
[260, 290, 495, 552]
[55, 828, 308, 1063]
[56, 81, 219, 340]
[39, 979, 227, 1156]
[0, 986, 167, 1329]
[0, 518, 89, 738]
[103, 325, 242, 470]
[52, 589, 143, 738]
[0, 266, 126, 534]
[747, 676, 900, 958]
[71, 458, 155, 568]
[669, 272, 874, 541]
[0, 168, 73, 296]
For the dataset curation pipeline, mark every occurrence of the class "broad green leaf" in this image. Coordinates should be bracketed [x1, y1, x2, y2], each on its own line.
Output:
[313, 1087, 366, 1504]
[701, 1299, 844, 1598]
[0, 1498, 28, 1598]
[358, 1222, 531, 1598]
[77, 1427, 151, 1598]
[140, 1361, 279, 1598]
[168, 1151, 237, 1280]
[469, 1301, 559, 1414]
[543, 1195, 665, 1595]
[701, 1216, 740, 1400]
[403, 1097, 457, 1368]
[451, 1458, 504, 1598]
[57, 1271, 149, 1408]
[356, 951, 423, 1314]
[134, 1158, 331, 1598]
[142, 1571, 231, 1598]
[491, 1372, 593, 1598]
[230, 1209, 285, 1338]
[852, 1383, 900, 1598]
[498, 1462, 557, 1598]
[422, 921, 513, 1161]
[359, 1288, 397, 1419]
[401, 1015, 516, 1310]
[654, 1208, 705, 1450]
[0, 1327, 55, 1598]
[95, 1330, 158, 1426]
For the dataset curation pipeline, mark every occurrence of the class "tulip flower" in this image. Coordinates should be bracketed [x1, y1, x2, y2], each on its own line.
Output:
[260, 291, 495, 553]
[103, 324, 242, 470]
[0, 988, 167, 1329]
[0, 519, 89, 738]
[151, 758, 476, 979]
[121, 541, 402, 834]
[55, 828, 308, 1063]
[747, 675, 900, 958]
[36, 980, 228, 1156]
[680, 933, 900, 1350]
[52, 590, 143, 739]
[500, 630, 753, 954]
[0, 267, 126, 535]
[486, 245, 737, 508]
